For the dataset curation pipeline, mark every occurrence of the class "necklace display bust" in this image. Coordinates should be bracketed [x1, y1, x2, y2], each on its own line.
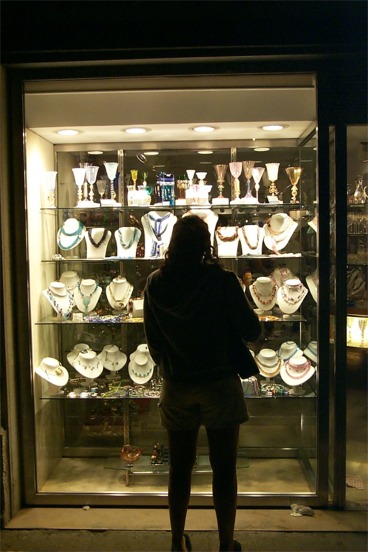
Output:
[115, 227, 141, 258]
[42, 281, 74, 319]
[35, 357, 69, 389]
[106, 276, 133, 312]
[100, 344, 127, 372]
[255, 349, 283, 378]
[215, 226, 240, 257]
[263, 213, 298, 253]
[306, 270, 318, 303]
[74, 278, 102, 314]
[277, 278, 308, 314]
[85, 227, 111, 259]
[303, 341, 318, 364]
[72, 349, 104, 379]
[57, 218, 86, 251]
[141, 211, 177, 258]
[280, 355, 315, 386]
[67, 343, 91, 366]
[277, 341, 303, 361]
[249, 277, 278, 311]
[239, 224, 264, 256]
[128, 344, 154, 384]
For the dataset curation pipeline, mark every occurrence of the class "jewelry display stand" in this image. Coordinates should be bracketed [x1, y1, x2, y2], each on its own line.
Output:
[42, 281, 74, 320]
[141, 211, 177, 258]
[85, 228, 111, 259]
[115, 227, 141, 258]
[239, 225, 264, 256]
[215, 226, 240, 257]
[263, 213, 298, 253]
[74, 279, 102, 314]
[106, 276, 133, 313]
[277, 278, 308, 314]
[249, 277, 278, 312]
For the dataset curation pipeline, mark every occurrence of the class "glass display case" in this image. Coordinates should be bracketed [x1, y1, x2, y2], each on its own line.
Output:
[26, 132, 320, 502]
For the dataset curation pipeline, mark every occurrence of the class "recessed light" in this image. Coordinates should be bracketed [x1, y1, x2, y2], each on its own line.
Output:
[191, 125, 216, 133]
[260, 125, 287, 131]
[254, 147, 270, 152]
[198, 150, 213, 155]
[143, 151, 159, 156]
[56, 129, 80, 136]
[88, 151, 103, 155]
[123, 127, 149, 134]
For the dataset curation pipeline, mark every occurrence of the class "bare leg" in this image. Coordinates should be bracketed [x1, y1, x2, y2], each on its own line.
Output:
[167, 429, 198, 551]
[206, 424, 240, 552]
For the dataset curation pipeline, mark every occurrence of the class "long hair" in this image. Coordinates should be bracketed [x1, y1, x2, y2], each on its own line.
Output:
[161, 215, 220, 273]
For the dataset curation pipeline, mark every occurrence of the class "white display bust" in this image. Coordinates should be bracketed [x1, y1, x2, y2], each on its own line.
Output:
[67, 343, 90, 366]
[35, 357, 69, 388]
[57, 218, 86, 251]
[42, 281, 74, 319]
[72, 349, 104, 380]
[239, 224, 264, 256]
[100, 344, 127, 372]
[249, 277, 278, 311]
[263, 213, 298, 253]
[215, 226, 240, 257]
[277, 341, 303, 361]
[141, 211, 177, 258]
[277, 278, 308, 314]
[280, 355, 315, 386]
[255, 348, 283, 378]
[306, 270, 318, 303]
[74, 278, 102, 314]
[303, 341, 318, 364]
[183, 209, 218, 245]
[115, 227, 141, 258]
[106, 276, 133, 311]
[128, 344, 154, 384]
[85, 228, 111, 259]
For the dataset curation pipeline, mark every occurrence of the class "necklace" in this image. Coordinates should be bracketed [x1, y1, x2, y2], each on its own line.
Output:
[255, 358, 281, 378]
[46, 288, 73, 318]
[251, 282, 277, 306]
[241, 226, 261, 250]
[130, 364, 153, 378]
[77, 281, 99, 312]
[107, 282, 132, 309]
[117, 228, 139, 250]
[266, 216, 294, 241]
[87, 228, 109, 248]
[284, 359, 311, 380]
[58, 221, 85, 250]
[279, 283, 306, 305]
[144, 213, 172, 257]
[42, 363, 63, 379]
[216, 226, 239, 242]
[77, 358, 102, 372]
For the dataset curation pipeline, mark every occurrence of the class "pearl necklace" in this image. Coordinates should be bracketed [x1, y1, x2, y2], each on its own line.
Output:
[279, 283, 306, 305]
[77, 282, 99, 312]
[117, 228, 140, 249]
[251, 282, 277, 306]
[241, 226, 261, 250]
[87, 228, 109, 248]
[284, 359, 311, 380]
[46, 288, 73, 318]
[216, 226, 239, 242]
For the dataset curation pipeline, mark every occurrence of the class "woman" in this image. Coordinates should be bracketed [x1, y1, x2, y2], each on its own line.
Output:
[144, 215, 261, 552]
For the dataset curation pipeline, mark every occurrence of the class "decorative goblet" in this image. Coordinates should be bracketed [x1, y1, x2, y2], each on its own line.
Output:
[196, 172, 207, 186]
[186, 169, 195, 186]
[242, 161, 256, 202]
[214, 164, 228, 198]
[285, 166, 303, 204]
[120, 444, 143, 469]
[72, 167, 87, 207]
[266, 163, 280, 196]
[96, 179, 107, 202]
[85, 165, 99, 204]
[229, 161, 242, 202]
[130, 169, 138, 190]
[358, 317, 367, 347]
[104, 162, 118, 201]
[45, 171, 57, 208]
[251, 166, 265, 203]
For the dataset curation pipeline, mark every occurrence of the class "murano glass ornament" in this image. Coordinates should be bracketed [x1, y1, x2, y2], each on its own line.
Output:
[85, 165, 99, 204]
[251, 166, 265, 203]
[120, 444, 143, 468]
[104, 162, 118, 201]
[196, 171, 207, 186]
[266, 163, 280, 196]
[45, 171, 57, 208]
[186, 169, 195, 185]
[130, 169, 138, 190]
[72, 167, 87, 206]
[214, 164, 228, 198]
[242, 161, 256, 202]
[229, 162, 242, 202]
[285, 166, 303, 204]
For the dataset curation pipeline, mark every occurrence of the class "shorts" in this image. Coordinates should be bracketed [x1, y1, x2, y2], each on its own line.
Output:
[158, 375, 249, 431]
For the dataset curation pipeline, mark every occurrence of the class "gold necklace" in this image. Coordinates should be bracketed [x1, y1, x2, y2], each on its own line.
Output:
[266, 217, 293, 242]
[241, 226, 261, 250]
[216, 226, 239, 242]
[255, 358, 281, 378]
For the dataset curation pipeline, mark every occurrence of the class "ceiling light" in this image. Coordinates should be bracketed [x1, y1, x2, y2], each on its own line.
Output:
[198, 150, 213, 155]
[191, 125, 216, 133]
[123, 127, 149, 135]
[260, 125, 287, 131]
[88, 150, 103, 155]
[143, 151, 159, 156]
[56, 129, 80, 136]
[253, 147, 270, 152]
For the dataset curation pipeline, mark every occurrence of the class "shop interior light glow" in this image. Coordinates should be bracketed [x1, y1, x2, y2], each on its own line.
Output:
[261, 125, 286, 131]
[191, 125, 216, 133]
[56, 129, 80, 136]
[124, 127, 149, 134]
[347, 315, 368, 348]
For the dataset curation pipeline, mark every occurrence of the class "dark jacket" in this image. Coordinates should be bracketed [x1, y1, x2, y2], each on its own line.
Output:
[144, 264, 261, 383]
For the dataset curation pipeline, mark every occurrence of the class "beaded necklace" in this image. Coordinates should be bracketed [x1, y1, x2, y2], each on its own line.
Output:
[46, 288, 73, 318]
[255, 357, 281, 378]
[130, 363, 153, 379]
[58, 221, 85, 250]
[279, 283, 306, 305]
[251, 282, 277, 306]
[117, 228, 140, 249]
[107, 282, 132, 309]
[284, 359, 311, 380]
[77, 281, 99, 312]
[266, 216, 294, 242]
[87, 228, 109, 248]
[241, 226, 261, 250]
[216, 226, 239, 242]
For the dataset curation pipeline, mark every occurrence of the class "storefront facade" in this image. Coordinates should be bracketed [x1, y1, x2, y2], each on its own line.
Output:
[1, 5, 367, 524]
